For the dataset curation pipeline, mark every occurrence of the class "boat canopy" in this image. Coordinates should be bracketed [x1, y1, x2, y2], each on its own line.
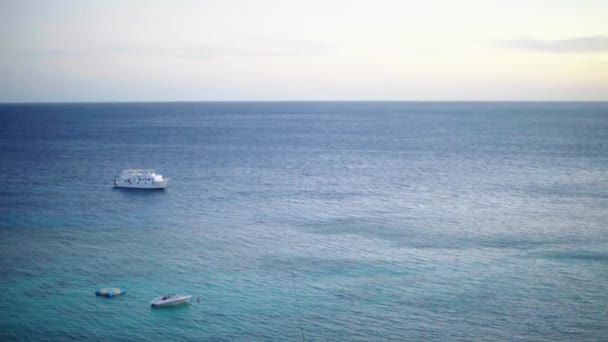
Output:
[122, 169, 156, 174]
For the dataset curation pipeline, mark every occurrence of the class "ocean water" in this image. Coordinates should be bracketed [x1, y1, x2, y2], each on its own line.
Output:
[0, 101, 607, 341]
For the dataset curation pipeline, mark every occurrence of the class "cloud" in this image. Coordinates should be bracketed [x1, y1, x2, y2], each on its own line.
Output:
[153, 36, 329, 59]
[3, 35, 330, 60]
[497, 35, 608, 53]
[2, 48, 83, 57]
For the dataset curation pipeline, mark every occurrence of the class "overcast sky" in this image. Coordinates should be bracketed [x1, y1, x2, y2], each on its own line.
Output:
[1, 0, 607, 102]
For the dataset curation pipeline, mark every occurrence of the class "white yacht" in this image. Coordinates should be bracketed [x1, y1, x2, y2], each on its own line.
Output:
[114, 169, 169, 189]
[150, 294, 191, 307]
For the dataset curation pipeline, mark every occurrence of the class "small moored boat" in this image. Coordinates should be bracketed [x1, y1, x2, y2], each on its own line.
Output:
[96, 288, 125, 297]
[150, 294, 191, 307]
[114, 169, 169, 190]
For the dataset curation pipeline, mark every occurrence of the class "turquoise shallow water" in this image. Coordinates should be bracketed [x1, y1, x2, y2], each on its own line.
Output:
[0, 102, 607, 340]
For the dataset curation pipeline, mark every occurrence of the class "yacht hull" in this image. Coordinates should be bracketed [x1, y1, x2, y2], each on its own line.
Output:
[114, 179, 168, 189]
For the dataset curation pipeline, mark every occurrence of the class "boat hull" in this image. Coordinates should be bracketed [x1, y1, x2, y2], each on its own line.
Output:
[114, 179, 168, 189]
[150, 295, 191, 307]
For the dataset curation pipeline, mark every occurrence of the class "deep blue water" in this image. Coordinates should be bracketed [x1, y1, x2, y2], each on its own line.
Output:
[1, 102, 607, 341]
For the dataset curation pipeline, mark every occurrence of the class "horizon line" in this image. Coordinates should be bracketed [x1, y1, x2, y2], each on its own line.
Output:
[2, 99, 608, 105]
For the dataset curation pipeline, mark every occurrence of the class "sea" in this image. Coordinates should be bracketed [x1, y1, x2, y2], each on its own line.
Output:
[0, 102, 607, 341]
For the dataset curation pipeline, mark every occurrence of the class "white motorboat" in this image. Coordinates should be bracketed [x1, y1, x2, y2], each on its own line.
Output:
[150, 294, 191, 307]
[114, 169, 169, 189]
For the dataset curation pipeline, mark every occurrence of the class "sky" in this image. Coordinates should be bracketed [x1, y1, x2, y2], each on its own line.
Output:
[1, 0, 607, 102]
